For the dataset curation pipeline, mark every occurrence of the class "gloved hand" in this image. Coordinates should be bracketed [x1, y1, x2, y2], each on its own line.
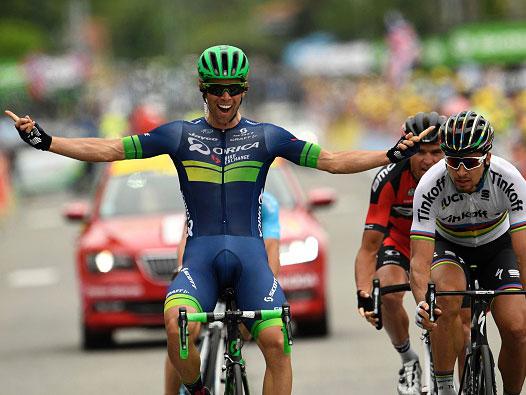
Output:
[16, 122, 52, 151]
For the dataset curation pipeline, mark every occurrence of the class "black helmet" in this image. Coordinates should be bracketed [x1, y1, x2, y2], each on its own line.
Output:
[439, 111, 494, 156]
[403, 111, 446, 143]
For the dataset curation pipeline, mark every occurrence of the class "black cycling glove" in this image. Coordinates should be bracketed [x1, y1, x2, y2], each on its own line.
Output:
[386, 136, 420, 163]
[16, 123, 52, 151]
[357, 290, 374, 312]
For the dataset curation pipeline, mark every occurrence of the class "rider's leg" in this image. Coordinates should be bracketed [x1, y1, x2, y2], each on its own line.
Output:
[165, 305, 203, 391]
[164, 325, 202, 395]
[376, 264, 417, 361]
[256, 324, 292, 395]
[430, 262, 466, 390]
[457, 307, 471, 380]
[491, 294, 526, 394]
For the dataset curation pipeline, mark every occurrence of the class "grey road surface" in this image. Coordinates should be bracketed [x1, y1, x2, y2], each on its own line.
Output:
[0, 167, 505, 394]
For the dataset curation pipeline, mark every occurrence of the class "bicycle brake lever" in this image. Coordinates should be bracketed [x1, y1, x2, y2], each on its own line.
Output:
[372, 278, 383, 330]
[427, 282, 436, 323]
[178, 307, 189, 359]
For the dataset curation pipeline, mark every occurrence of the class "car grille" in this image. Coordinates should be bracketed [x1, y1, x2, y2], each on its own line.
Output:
[140, 253, 178, 282]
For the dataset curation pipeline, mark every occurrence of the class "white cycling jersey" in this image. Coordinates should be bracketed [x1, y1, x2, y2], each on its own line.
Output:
[410, 155, 526, 247]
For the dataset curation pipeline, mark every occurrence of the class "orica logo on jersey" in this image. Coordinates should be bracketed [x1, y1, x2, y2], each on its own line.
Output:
[187, 137, 260, 156]
[188, 137, 211, 155]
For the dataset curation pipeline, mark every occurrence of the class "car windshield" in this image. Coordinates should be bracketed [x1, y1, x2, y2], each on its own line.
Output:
[99, 167, 298, 218]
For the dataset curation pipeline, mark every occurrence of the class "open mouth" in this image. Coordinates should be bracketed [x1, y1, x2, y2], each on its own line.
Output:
[218, 103, 232, 114]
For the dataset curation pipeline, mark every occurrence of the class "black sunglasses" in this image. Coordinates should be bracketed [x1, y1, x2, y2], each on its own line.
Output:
[445, 154, 487, 170]
[201, 83, 248, 97]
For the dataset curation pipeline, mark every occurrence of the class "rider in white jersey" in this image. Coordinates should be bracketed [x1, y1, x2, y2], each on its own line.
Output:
[410, 111, 526, 395]
[411, 154, 526, 247]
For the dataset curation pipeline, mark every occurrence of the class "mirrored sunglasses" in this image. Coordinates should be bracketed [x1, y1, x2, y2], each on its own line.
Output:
[445, 154, 487, 170]
[202, 83, 247, 97]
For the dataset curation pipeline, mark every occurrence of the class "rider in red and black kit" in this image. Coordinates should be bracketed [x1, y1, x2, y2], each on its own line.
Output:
[354, 112, 445, 395]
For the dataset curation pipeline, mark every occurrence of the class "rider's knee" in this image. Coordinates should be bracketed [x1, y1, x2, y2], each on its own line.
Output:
[259, 328, 285, 357]
[436, 296, 462, 318]
[382, 291, 404, 309]
[501, 320, 526, 345]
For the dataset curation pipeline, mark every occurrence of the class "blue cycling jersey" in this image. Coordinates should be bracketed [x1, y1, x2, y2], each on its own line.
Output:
[122, 117, 319, 239]
[262, 191, 280, 239]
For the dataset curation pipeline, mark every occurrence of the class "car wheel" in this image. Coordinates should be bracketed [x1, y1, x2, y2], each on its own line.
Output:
[299, 313, 329, 337]
[82, 325, 114, 350]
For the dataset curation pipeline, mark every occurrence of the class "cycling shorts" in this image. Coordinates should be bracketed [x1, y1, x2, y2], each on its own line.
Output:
[164, 235, 286, 338]
[432, 232, 523, 291]
[376, 245, 409, 272]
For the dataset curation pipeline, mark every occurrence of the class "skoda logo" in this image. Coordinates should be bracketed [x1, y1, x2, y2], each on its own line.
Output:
[188, 137, 210, 155]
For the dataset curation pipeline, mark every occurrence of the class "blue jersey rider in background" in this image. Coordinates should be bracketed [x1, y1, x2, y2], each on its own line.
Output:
[6, 44, 431, 395]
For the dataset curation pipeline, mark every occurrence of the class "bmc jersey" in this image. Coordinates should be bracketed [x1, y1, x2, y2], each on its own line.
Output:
[411, 156, 526, 247]
[121, 117, 319, 238]
[365, 160, 417, 258]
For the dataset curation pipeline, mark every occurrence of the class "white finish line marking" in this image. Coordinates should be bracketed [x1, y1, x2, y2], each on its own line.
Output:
[7, 267, 59, 288]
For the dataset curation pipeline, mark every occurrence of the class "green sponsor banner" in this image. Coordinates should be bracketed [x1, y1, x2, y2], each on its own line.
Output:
[450, 22, 526, 64]
[422, 22, 526, 67]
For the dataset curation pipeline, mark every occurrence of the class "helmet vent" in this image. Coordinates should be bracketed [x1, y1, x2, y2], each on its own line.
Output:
[231, 52, 239, 75]
[210, 52, 220, 76]
[221, 51, 229, 76]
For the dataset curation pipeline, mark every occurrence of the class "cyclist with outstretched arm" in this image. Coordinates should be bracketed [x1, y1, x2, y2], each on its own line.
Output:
[355, 112, 445, 395]
[165, 191, 281, 394]
[6, 45, 430, 395]
[410, 111, 526, 395]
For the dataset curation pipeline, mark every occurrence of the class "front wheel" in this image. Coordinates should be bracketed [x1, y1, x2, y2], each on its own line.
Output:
[479, 346, 496, 395]
[233, 363, 244, 395]
[225, 363, 246, 395]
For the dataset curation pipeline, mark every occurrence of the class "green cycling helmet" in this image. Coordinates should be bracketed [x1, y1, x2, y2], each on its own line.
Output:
[197, 45, 249, 81]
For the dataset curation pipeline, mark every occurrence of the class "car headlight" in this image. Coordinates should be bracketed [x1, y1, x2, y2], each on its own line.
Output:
[86, 251, 134, 273]
[279, 236, 319, 266]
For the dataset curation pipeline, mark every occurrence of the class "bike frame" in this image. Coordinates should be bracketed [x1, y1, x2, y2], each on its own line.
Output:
[178, 290, 293, 394]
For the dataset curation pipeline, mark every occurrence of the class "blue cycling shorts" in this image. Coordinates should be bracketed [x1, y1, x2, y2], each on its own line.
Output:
[164, 235, 286, 338]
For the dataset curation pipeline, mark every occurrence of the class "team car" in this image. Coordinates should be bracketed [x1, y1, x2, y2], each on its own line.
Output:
[64, 155, 335, 349]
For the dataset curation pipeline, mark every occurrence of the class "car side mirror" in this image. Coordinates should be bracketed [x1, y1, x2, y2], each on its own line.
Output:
[63, 200, 90, 222]
[307, 187, 337, 209]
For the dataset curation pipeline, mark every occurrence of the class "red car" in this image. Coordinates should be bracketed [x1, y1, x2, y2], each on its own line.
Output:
[65, 156, 335, 349]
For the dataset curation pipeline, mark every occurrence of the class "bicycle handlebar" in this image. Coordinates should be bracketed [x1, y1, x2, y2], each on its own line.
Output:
[177, 304, 293, 359]
[371, 280, 411, 330]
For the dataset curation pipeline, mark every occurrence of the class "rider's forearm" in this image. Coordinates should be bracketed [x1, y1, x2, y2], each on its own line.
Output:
[410, 258, 430, 303]
[317, 150, 390, 174]
[354, 249, 378, 292]
[50, 136, 125, 162]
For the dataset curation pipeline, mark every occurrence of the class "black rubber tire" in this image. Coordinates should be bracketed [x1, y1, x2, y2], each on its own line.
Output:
[479, 346, 496, 395]
[203, 326, 222, 391]
[233, 363, 244, 395]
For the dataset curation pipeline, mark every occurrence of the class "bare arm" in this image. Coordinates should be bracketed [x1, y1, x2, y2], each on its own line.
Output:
[264, 238, 280, 277]
[5, 110, 124, 162]
[409, 238, 435, 303]
[50, 136, 124, 162]
[316, 126, 435, 174]
[511, 230, 526, 287]
[354, 230, 384, 293]
[317, 149, 390, 174]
